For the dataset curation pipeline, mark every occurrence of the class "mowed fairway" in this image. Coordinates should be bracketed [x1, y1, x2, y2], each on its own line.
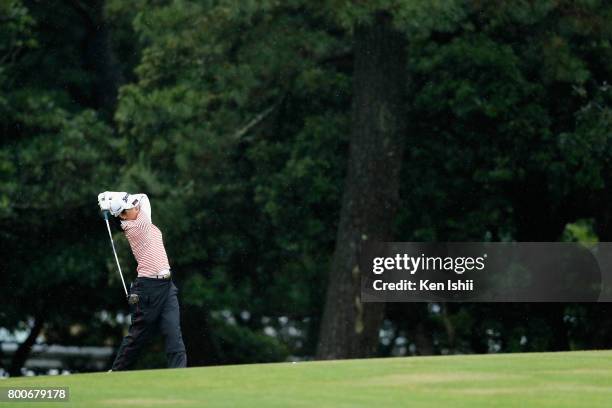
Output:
[2, 350, 612, 407]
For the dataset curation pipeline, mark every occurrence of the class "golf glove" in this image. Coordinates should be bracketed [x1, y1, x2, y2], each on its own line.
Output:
[98, 192, 111, 211]
[98, 191, 130, 217]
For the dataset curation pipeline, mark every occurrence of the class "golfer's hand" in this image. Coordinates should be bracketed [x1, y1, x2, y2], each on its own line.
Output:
[98, 191, 129, 212]
[98, 192, 112, 211]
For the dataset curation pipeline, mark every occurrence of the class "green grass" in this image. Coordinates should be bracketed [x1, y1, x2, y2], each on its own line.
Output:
[2, 350, 612, 407]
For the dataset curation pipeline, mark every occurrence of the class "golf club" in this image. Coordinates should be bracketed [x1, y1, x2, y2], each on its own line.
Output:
[102, 210, 138, 304]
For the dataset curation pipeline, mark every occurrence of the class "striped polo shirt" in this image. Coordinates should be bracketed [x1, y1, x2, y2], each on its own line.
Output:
[120, 194, 171, 278]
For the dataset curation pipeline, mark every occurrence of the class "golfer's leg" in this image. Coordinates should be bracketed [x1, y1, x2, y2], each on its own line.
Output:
[160, 282, 187, 368]
[111, 305, 155, 371]
[167, 350, 187, 368]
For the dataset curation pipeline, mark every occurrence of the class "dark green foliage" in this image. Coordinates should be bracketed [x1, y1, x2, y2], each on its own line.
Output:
[3, 0, 612, 373]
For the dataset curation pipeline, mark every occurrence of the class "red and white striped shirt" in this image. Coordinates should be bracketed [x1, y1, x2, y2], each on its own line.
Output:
[120, 194, 171, 278]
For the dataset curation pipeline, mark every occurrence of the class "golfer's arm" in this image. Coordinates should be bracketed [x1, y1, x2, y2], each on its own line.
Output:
[137, 193, 152, 223]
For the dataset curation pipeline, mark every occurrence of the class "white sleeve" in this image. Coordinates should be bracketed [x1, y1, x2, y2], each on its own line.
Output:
[137, 194, 152, 223]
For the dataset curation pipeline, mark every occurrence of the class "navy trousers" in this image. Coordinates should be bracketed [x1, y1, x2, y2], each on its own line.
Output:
[111, 277, 187, 370]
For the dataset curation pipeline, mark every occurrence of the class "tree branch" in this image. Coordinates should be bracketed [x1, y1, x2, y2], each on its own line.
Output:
[8, 316, 45, 377]
[230, 100, 282, 142]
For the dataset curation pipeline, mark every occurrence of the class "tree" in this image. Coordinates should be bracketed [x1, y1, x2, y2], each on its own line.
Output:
[316, 11, 407, 359]
[4, 0, 612, 374]
[113, 0, 351, 364]
[0, 0, 124, 375]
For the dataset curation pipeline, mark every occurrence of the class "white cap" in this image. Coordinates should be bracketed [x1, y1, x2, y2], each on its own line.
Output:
[109, 193, 140, 217]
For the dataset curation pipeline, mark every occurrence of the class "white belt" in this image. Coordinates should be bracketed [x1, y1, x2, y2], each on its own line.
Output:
[155, 269, 171, 279]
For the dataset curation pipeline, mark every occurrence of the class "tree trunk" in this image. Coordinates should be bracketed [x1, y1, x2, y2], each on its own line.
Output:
[441, 303, 456, 352]
[316, 12, 407, 359]
[68, 0, 123, 115]
[414, 322, 435, 355]
[88, 0, 122, 114]
[544, 303, 569, 351]
[8, 316, 44, 377]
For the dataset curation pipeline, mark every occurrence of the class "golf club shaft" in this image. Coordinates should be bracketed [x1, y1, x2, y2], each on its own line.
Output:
[104, 217, 128, 297]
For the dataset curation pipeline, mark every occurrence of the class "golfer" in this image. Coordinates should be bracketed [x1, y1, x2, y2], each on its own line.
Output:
[98, 191, 187, 371]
